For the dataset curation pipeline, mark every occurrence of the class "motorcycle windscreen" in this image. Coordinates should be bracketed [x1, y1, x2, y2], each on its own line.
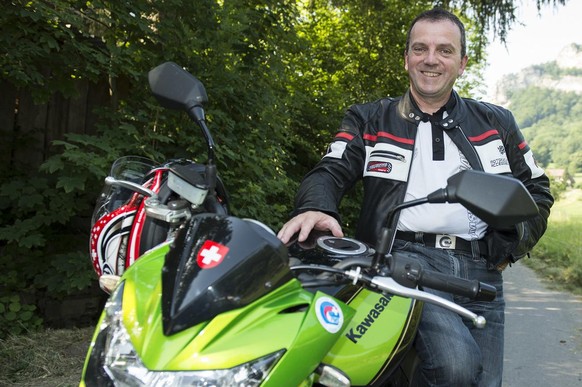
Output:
[161, 214, 293, 336]
[91, 156, 156, 225]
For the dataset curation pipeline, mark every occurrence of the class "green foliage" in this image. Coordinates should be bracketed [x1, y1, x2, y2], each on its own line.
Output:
[531, 59, 582, 79]
[35, 252, 96, 294]
[0, 295, 43, 337]
[0, 170, 97, 337]
[527, 189, 582, 294]
[508, 83, 582, 175]
[548, 176, 568, 201]
[508, 86, 581, 128]
[0, 1, 155, 102]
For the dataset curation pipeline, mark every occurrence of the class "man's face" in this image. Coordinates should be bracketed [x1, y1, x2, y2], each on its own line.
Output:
[404, 19, 468, 110]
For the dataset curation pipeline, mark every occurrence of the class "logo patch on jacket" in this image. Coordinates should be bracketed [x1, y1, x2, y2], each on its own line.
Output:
[364, 144, 412, 182]
[367, 161, 392, 173]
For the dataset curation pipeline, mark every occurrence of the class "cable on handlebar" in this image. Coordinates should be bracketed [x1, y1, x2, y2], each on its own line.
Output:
[289, 264, 347, 276]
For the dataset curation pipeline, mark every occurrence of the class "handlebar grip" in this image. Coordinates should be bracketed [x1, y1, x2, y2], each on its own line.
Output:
[419, 270, 496, 301]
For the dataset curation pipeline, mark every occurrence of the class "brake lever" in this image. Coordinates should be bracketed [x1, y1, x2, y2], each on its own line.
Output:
[371, 276, 486, 328]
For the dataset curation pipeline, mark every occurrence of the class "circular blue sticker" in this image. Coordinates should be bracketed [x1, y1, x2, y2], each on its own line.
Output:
[315, 297, 344, 334]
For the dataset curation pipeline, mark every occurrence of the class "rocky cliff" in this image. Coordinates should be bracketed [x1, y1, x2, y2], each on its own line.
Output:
[492, 43, 582, 104]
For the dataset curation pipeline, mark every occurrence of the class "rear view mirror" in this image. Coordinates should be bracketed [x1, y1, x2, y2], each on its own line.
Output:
[443, 170, 539, 228]
[148, 62, 208, 112]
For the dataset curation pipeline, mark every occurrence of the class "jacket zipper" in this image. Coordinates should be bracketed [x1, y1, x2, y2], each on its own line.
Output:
[369, 150, 406, 162]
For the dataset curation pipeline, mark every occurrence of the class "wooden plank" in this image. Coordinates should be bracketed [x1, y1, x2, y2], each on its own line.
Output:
[44, 92, 67, 159]
[14, 91, 46, 168]
[67, 81, 89, 135]
[85, 78, 111, 135]
[0, 78, 113, 170]
[0, 81, 17, 168]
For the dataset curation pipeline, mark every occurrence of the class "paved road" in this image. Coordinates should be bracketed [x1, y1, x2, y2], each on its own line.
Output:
[503, 261, 582, 386]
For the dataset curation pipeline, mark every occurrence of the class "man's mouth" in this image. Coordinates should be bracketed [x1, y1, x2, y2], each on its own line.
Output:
[421, 71, 440, 77]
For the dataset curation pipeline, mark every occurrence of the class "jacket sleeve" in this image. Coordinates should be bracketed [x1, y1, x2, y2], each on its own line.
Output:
[485, 106, 554, 266]
[292, 105, 369, 221]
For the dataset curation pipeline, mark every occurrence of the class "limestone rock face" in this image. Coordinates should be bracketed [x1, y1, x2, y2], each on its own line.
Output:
[493, 43, 582, 104]
[556, 43, 582, 69]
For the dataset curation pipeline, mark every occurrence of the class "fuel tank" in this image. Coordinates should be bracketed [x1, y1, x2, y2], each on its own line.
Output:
[289, 235, 423, 385]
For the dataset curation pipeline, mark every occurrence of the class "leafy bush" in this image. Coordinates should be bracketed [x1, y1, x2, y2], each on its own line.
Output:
[0, 171, 98, 337]
[0, 295, 43, 337]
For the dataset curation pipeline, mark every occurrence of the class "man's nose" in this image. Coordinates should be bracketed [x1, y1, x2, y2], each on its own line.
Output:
[423, 49, 438, 64]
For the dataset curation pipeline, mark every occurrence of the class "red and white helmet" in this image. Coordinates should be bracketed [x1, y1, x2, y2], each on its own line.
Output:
[89, 157, 166, 278]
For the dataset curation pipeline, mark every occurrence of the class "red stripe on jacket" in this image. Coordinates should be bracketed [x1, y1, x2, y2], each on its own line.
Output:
[468, 129, 498, 142]
[335, 132, 355, 141]
[363, 131, 414, 145]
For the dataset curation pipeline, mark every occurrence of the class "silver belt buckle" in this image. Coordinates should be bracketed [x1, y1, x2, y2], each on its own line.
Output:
[435, 234, 456, 249]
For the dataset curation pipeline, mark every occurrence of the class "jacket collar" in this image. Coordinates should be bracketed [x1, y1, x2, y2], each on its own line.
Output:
[398, 89, 467, 129]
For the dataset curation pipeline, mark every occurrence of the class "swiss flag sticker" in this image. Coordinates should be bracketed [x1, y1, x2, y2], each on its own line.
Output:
[197, 240, 229, 269]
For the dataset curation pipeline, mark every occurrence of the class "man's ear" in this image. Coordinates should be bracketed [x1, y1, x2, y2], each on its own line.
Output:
[458, 55, 468, 76]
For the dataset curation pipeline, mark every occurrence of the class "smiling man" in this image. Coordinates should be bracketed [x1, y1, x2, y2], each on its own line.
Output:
[278, 7, 553, 387]
[405, 14, 468, 113]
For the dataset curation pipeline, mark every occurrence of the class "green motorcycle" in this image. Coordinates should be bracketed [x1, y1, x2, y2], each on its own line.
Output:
[80, 62, 539, 386]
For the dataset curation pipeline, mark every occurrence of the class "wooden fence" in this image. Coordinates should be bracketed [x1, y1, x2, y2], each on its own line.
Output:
[0, 78, 111, 172]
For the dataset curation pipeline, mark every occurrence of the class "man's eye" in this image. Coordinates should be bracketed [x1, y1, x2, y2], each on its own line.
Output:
[412, 47, 426, 53]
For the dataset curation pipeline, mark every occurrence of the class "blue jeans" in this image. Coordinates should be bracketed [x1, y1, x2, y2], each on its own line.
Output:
[392, 240, 504, 387]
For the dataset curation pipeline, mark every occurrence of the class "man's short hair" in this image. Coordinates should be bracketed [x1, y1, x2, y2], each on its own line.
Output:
[405, 8, 467, 58]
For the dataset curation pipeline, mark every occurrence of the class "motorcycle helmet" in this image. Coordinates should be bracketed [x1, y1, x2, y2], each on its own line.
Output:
[90, 156, 163, 278]
[90, 157, 232, 286]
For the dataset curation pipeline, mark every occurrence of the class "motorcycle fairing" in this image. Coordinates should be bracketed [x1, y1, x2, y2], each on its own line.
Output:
[323, 288, 423, 385]
[262, 290, 356, 386]
[161, 214, 294, 335]
[103, 243, 355, 384]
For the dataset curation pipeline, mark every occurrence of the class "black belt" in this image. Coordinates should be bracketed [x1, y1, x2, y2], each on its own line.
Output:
[395, 231, 488, 256]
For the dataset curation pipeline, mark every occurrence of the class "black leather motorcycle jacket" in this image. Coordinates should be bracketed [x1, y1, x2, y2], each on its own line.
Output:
[293, 89, 554, 267]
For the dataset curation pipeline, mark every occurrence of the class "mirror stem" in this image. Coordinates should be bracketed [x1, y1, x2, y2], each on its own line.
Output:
[197, 119, 216, 165]
[187, 105, 217, 191]
[372, 197, 429, 269]
[426, 188, 449, 203]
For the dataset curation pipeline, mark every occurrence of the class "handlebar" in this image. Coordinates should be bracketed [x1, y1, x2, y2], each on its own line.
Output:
[389, 255, 497, 302]
[418, 270, 496, 302]
[105, 176, 158, 199]
[290, 263, 490, 329]
[290, 248, 497, 328]
[367, 275, 487, 328]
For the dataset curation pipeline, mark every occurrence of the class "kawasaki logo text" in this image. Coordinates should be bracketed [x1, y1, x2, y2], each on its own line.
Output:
[345, 295, 392, 343]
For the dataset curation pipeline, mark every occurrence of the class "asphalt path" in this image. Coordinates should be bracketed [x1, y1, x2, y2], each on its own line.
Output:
[503, 260, 582, 386]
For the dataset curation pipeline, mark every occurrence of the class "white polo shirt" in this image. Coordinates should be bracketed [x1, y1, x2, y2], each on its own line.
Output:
[397, 119, 488, 241]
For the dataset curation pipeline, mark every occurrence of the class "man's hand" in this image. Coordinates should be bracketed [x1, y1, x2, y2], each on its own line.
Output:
[277, 211, 344, 244]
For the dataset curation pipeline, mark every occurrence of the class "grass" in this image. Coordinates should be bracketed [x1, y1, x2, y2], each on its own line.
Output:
[0, 326, 94, 386]
[524, 188, 582, 294]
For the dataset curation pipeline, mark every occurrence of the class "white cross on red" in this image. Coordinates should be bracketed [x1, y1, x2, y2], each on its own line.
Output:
[200, 245, 222, 265]
[197, 240, 229, 269]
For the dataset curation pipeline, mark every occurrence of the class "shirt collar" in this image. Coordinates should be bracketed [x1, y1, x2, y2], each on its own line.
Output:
[399, 89, 462, 129]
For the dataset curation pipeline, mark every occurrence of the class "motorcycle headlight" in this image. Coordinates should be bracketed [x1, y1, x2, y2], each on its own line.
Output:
[84, 281, 284, 386]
